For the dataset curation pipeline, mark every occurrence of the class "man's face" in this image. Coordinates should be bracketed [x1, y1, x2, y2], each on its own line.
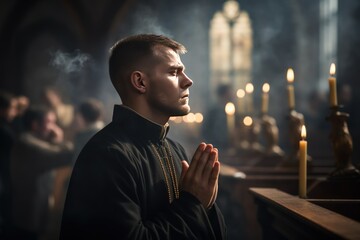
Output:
[37, 111, 57, 140]
[145, 46, 193, 118]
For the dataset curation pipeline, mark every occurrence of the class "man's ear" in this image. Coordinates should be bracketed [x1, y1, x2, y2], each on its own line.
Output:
[130, 71, 146, 94]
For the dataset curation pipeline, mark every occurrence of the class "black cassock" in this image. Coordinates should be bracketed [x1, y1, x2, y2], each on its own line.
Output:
[60, 105, 226, 240]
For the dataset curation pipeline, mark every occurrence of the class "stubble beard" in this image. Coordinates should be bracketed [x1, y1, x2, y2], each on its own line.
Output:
[155, 101, 190, 117]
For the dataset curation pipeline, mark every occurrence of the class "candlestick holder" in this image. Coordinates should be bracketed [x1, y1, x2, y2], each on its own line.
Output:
[286, 109, 312, 164]
[260, 114, 285, 157]
[236, 117, 263, 154]
[237, 118, 250, 150]
[326, 106, 360, 180]
[248, 117, 264, 154]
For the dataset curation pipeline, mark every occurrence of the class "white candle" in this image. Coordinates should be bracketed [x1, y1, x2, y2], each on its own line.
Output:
[299, 125, 307, 198]
[236, 89, 245, 114]
[328, 63, 338, 107]
[245, 83, 254, 114]
[287, 68, 295, 110]
[225, 102, 236, 140]
[262, 83, 270, 114]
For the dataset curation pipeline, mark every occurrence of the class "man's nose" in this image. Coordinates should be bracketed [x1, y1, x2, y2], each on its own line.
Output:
[181, 73, 193, 88]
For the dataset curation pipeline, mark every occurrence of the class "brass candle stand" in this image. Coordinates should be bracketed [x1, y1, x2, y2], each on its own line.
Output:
[236, 116, 263, 154]
[327, 106, 360, 180]
[260, 113, 285, 157]
[248, 117, 264, 153]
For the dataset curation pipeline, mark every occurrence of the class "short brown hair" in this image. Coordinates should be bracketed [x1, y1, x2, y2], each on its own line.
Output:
[108, 34, 187, 98]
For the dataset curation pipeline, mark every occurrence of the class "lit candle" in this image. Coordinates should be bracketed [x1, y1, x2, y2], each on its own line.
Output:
[328, 63, 338, 107]
[245, 83, 254, 113]
[299, 125, 307, 198]
[225, 102, 236, 140]
[236, 89, 246, 114]
[243, 116, 253, 127]
[262, 83, 270, 114]
[287, 68, 295, 110]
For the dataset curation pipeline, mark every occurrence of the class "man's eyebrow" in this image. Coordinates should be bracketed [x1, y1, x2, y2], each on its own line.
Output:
[169, 64, 185, 71]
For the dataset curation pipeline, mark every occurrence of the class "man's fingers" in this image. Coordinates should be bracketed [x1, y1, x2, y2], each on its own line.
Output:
[213, 148, 219, 162]
[193, 144, 213, 177]
[208, 161, 220, 186]
[201, 149, 217, 179]
[186, 143, 206, 177]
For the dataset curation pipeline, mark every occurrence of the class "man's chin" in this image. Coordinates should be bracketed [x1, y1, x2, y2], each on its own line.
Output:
[172, 105, 191, 116]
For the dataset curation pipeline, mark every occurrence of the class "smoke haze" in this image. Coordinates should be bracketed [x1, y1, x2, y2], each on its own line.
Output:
[50, 49, 91, 74]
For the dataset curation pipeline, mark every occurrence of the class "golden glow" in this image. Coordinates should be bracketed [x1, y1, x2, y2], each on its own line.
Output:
[330, 63, 336, 76]
[170, 116, 182, 123]
[245, 83, 254, 93]
[287, 68, 294, 83]
[182, 116, 189, 123]
[301, 125, 307, 139]
[225, 102, 236, 115]
[243, 116, 253, 126]
[237, 89, 246, 98]
[171, 113, 203, 124]
[194, 113, 203, 123]
[183, 113, 195, 123]
[262, 83, 270, 93]
[188, 113, 195, 122]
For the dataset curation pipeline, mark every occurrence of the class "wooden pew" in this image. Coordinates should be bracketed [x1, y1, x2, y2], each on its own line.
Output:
[250, 188, 360, 240]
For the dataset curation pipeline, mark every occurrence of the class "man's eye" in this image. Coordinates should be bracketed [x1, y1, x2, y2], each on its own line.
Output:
[170, 70, 178, 76]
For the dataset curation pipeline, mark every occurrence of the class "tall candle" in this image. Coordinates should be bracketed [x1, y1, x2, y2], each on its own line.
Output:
[287, 68, 295, 110]
[236, 89, 245, 114]
[245, 83, 254, 114]
[299, 125, 307, 198]
[262, 83, 270, 114]
[225, 102, 236, 140]
[328, 63, 338, 107]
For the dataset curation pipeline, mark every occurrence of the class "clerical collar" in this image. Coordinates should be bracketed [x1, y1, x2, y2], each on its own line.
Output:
[112, 105, 170, 142]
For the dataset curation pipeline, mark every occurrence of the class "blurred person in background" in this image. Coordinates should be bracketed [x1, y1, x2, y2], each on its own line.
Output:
[11, 95, 30, 136]
[201, 83, 234, 151]
[41, 87, 74, 141]
[73, 98, 105, 160]
[46, 98, 106, 240]
[10, 106, 73, 240]
[0, 91, 18, 239]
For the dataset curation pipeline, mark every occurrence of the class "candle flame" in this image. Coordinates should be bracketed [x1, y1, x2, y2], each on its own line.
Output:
[245, 83, 254, 93]
[262, 83, 270, 93]
[237, 89, 246, 98]
[243, 116, 253, 126]
[330, 63, 336, 76]
[301, 125, 307, 139]
[287, 68, 294, 83]
[225, 102, 235, 115]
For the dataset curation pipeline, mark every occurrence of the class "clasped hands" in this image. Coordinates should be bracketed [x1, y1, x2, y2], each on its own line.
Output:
[180, 143, 220, 210]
